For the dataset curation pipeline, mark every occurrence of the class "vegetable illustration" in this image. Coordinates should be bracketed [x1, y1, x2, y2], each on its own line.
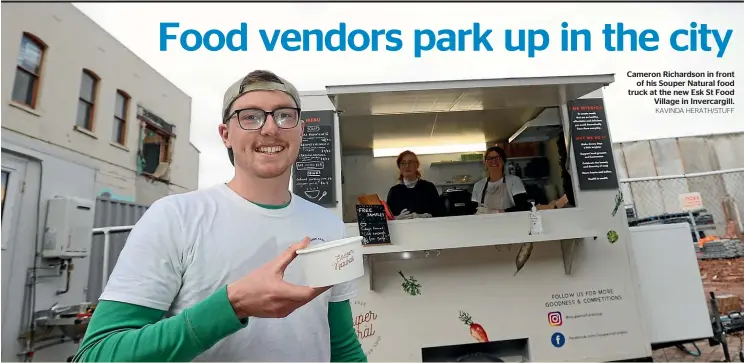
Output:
[458, 311, 489, 342]
[611, 190, 624, 217]
[514, 242, 534, 276]
[607, 230, 619, 244]
[398, 270, 422, 296]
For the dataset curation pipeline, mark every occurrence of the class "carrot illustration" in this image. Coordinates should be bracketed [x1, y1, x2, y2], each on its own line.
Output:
[458, 311, 489, 342]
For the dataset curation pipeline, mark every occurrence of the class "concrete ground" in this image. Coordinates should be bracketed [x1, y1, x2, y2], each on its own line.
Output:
[652, 333, 743, 362]
[652, 255, 744, 362]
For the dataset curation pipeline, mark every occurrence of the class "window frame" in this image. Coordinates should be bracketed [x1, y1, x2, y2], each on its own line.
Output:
[12, 32, 47, 109]
[112, 90, 131, 145]
[140, 122, 173, 180]
[1, 156, 27, 251]
[76, 69, 100, 131]
[1, 171, 9, 221]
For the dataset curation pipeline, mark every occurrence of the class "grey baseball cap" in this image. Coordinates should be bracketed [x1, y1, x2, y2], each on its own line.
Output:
[222, 70, 302, 121]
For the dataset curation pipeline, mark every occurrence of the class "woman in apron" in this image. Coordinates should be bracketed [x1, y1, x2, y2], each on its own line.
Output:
[471, 146, 532, 214]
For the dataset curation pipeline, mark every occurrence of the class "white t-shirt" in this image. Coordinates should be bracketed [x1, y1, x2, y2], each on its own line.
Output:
[100, 183, 357, 362]
[470, 175, 527, 207]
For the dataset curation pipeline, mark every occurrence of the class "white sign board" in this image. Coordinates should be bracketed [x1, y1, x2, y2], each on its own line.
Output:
[678, 192, 704, 211]
[630, 223, 713, 344]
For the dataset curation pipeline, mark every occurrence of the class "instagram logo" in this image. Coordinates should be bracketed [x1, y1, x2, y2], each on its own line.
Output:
[548, 311, 563, 326]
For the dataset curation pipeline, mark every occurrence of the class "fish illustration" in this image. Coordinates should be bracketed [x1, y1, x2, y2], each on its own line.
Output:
[514, 242, 534, 276]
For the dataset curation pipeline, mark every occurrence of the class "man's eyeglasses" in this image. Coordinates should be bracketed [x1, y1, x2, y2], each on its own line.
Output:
[225, 107, 301, 130]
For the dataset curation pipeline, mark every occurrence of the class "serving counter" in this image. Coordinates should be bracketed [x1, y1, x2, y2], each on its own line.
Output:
[345, 208, 599, 290]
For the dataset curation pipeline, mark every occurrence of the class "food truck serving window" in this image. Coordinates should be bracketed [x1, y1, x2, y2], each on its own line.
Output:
[325, 75, 616, 223]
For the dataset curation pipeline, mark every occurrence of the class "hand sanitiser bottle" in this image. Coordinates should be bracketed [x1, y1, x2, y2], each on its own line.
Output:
[529, 200, 543, 235]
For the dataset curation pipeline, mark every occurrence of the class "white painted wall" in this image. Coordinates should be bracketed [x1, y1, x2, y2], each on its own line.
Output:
[344, 208, 652, 361]
[1, 3, 199, 204]
[629, 223, 712, 345]
[1, 143, 98, 361]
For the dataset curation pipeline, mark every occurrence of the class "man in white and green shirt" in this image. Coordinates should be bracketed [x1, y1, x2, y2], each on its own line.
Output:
[74, 70, 366, 362]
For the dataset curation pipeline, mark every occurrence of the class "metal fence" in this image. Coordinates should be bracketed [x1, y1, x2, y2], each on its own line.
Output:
[620, 168, 744, 237]
[87, 197, 149, 302]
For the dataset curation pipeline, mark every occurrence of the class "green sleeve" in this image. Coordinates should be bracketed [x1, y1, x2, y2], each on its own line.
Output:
[328, 300, 367, 362]
[74, 285, 247, 362]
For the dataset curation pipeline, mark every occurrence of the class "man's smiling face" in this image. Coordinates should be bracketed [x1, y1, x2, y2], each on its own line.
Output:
[220, 90, 304, 179]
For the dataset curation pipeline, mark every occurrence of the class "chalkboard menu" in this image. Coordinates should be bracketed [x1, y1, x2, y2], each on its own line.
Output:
[355, 205, 391, 245]
[292, 110, 337, 207]
[568, 98, 619, 190]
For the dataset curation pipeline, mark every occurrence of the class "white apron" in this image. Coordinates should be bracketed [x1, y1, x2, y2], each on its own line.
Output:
[481, 179, 514, 212]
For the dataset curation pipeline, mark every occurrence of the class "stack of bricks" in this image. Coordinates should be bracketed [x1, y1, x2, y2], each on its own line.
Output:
[697, 239, 744, 260]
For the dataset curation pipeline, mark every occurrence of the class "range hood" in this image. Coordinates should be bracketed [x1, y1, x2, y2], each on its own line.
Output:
[508, 107, 563, 144]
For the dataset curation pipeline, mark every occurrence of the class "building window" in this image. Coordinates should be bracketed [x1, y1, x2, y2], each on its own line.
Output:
[137, 106, 176, 181]
[112, 90, 130, 144]
[12, 33, 46, 108]
[141, 124, 172, 177]
[76, 69, 99, 131]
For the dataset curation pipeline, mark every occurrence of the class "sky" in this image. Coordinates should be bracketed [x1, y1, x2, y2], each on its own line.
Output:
[73, 3, 743, 189]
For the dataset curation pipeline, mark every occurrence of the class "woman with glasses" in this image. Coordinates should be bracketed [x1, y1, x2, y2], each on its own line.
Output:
[471, 146, 532, 214]
[385, 150, 444, 220]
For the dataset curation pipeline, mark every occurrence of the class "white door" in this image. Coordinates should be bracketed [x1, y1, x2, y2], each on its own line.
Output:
[1, 154, 28, 336]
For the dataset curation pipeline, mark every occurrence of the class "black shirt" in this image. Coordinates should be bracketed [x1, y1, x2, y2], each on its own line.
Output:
[385, 179, 444, 217]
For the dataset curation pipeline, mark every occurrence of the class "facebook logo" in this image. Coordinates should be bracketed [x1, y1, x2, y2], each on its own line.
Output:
[551, 332, 566, 348]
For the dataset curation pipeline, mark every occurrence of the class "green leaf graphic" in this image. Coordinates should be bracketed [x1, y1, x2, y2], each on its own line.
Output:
[607, 230, 619, 244]
[398, 270, 422, 296]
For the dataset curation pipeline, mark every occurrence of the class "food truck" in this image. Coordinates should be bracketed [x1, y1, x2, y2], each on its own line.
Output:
[294, 74, 715, 362]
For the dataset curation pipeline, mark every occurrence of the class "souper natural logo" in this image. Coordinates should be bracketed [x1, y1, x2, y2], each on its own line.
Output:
[333, 250, 355, 271]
